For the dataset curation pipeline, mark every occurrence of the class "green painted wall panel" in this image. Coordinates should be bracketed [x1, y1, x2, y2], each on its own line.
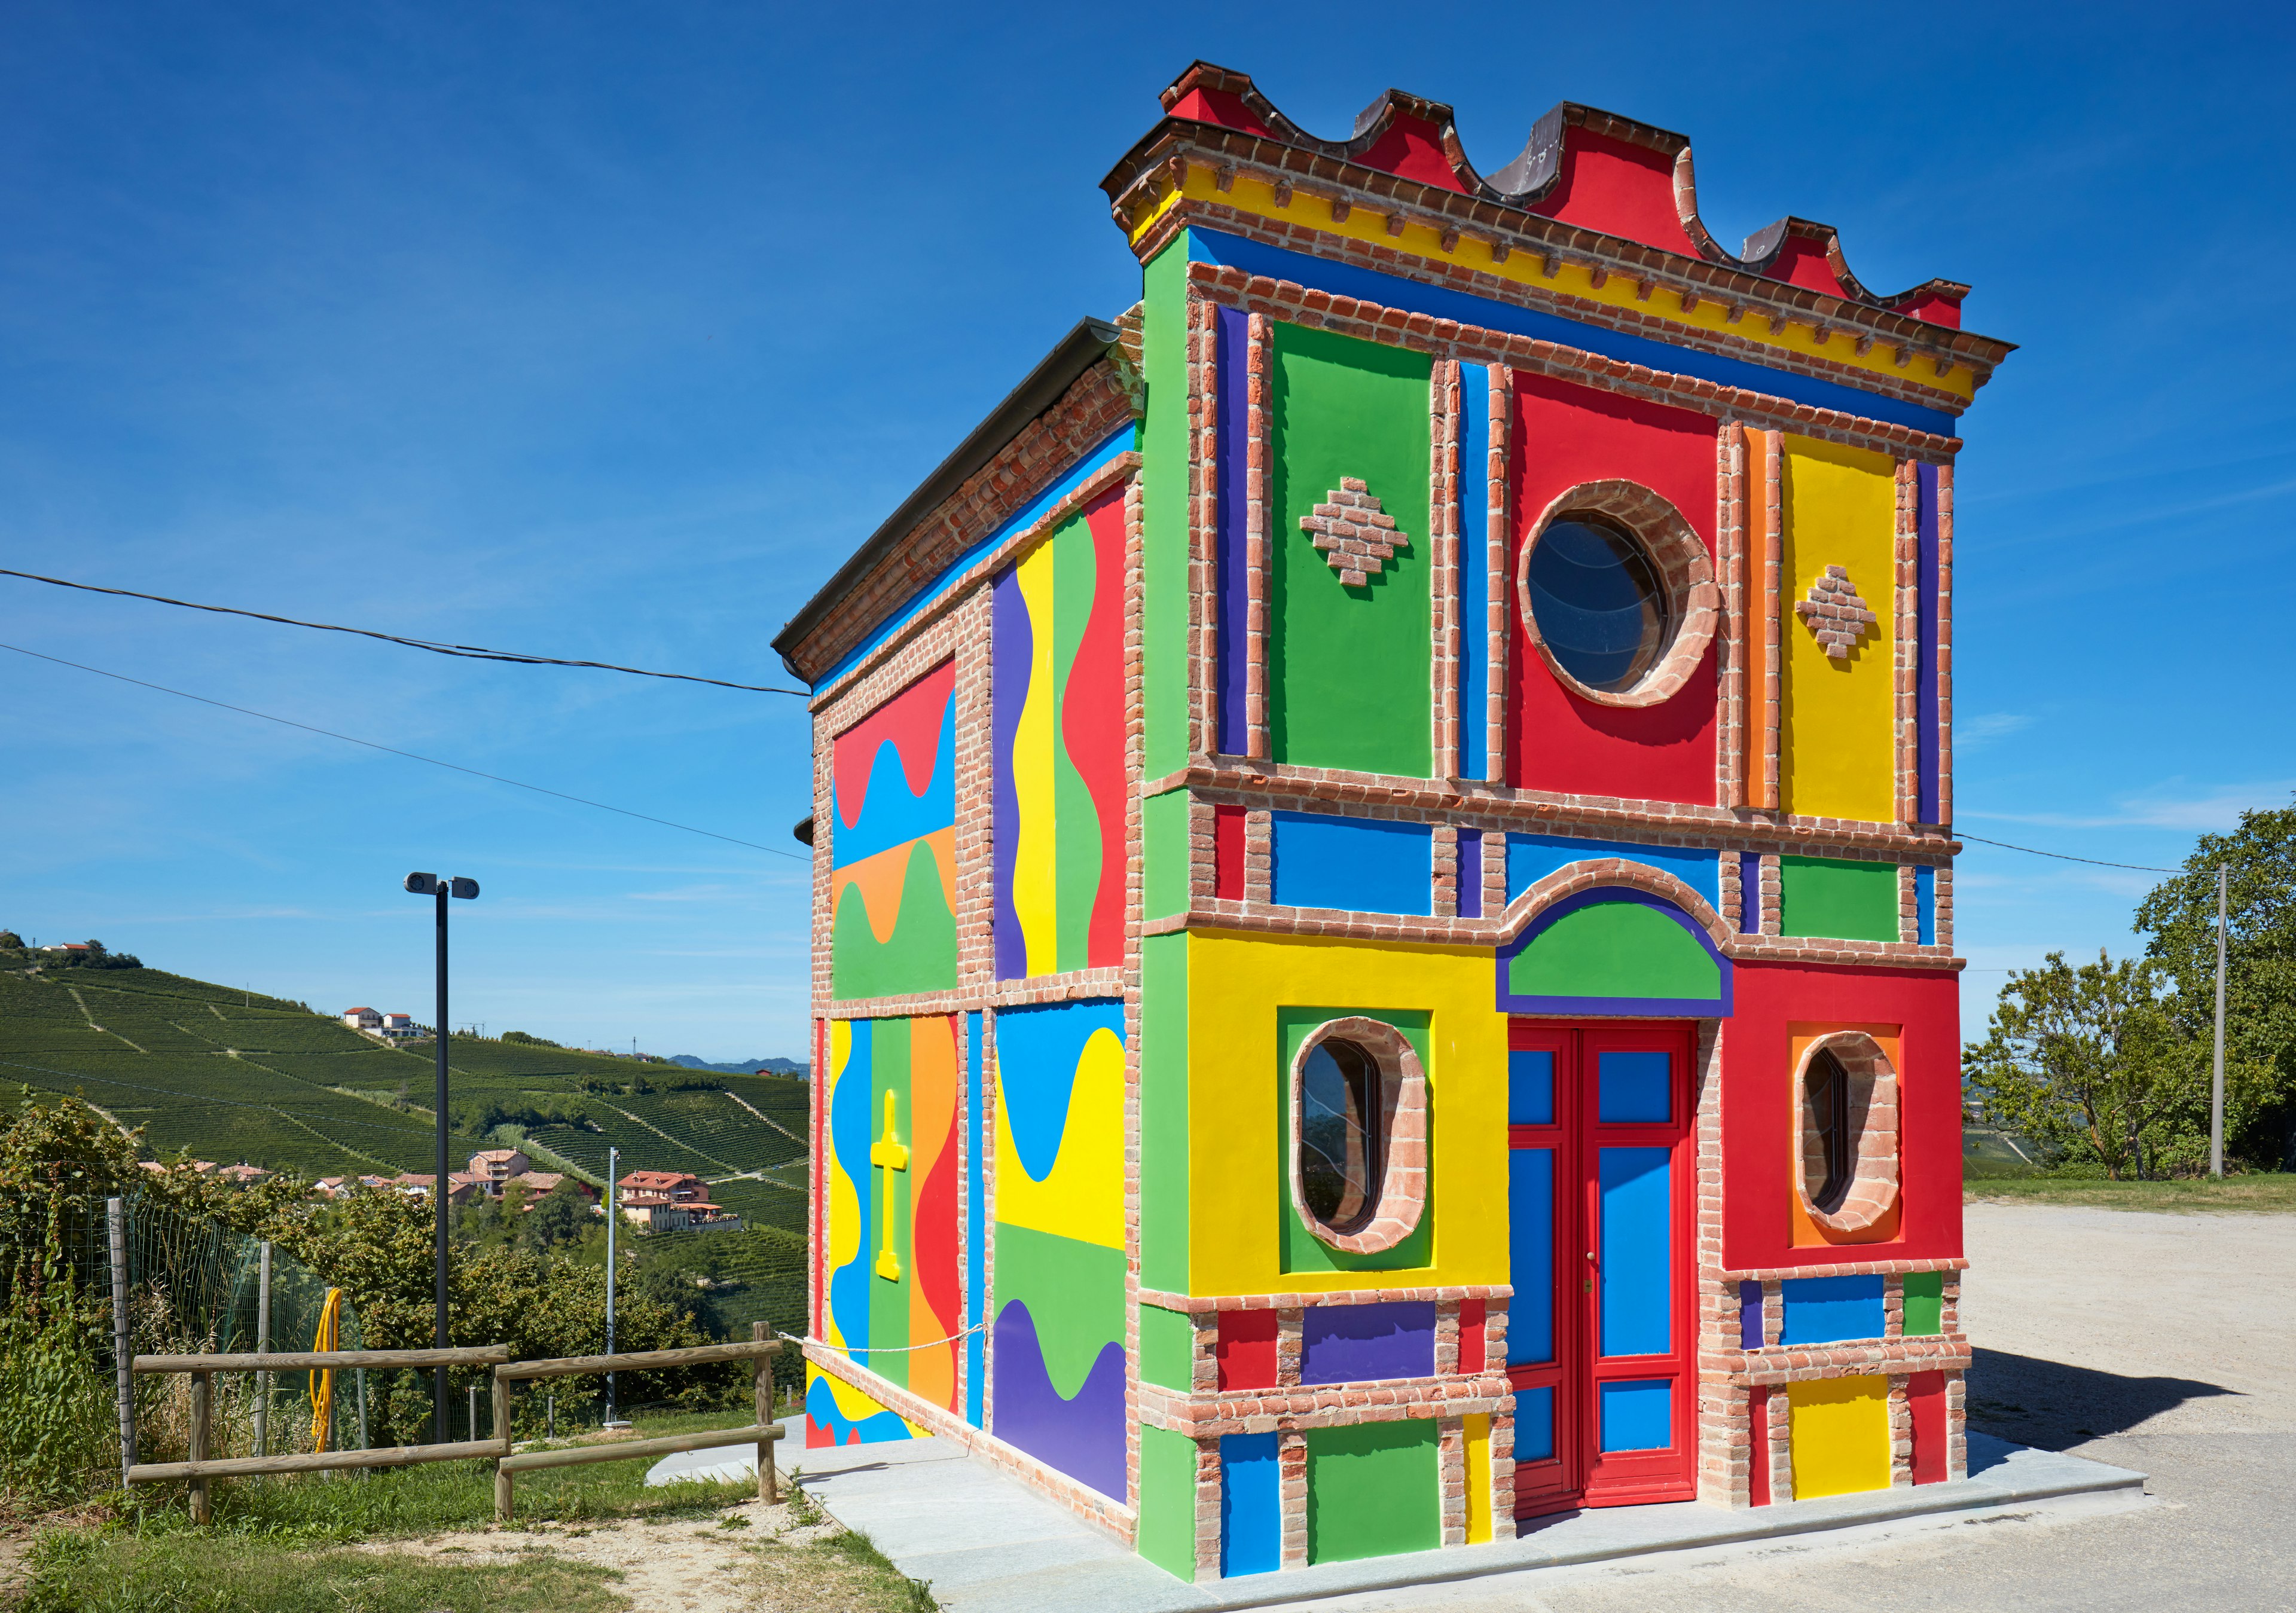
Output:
[991, 1221, 1124, 1397]
[1901, 1270, 1944, 1337]
[1138, 1303, 1195, 1392]
[1269, 323, 1432, 777]
[1140, 931, 1190, 1293]
[1305, 1419, 1440, 1564]
[1137, 1424, 1200, 1579]
[1506, 901, 1721, 1001]
[1277, 1006, 1432, 1274]
[1141, 787, 1190, 923]
[866, 1016, 914, 1388]
[829, 843, 956, 1000]
[1779, 856, 1900, 943]
[1142, 240, 1190, 783]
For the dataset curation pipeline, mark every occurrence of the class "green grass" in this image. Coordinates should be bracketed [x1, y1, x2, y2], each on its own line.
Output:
[20, 1533, 629, 1613]
[13, 1408, 935, 1613]
[0, 965, 809, 1236]
[1965, 1171, 2296, 1212]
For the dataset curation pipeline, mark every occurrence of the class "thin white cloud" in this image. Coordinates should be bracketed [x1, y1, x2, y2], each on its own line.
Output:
[1964, 779, 2296, 833]
[1956, 713, 2032, 751]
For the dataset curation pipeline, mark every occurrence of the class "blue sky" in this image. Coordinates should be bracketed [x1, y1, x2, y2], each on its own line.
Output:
[3, 3, 2289, 1059]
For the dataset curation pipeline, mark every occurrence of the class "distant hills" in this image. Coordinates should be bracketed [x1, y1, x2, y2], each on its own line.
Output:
[0, 947, 807, 1236]
[669, 1055, 808, 1077]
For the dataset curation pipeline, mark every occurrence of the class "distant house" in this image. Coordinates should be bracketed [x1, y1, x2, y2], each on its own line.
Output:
[514, 1172, 594, 1205]
[466, 1148, 532, 1192]
[343, 1007, 381, 1030]
[621, 1200, 741, 1233]
[391, 1172, 479, 1206]
[617, 1170, 706, 1207]
[216, 1163, 270, 1185]
[378, 1013, 416, 1038]
[313, 1176, 351, 1200]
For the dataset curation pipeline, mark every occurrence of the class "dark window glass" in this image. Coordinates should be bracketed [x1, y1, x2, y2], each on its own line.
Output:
[1808, 1049, 1852, 1212]
[1300, 1040, 1384, 1230]
[1525, 518, 1670, 692]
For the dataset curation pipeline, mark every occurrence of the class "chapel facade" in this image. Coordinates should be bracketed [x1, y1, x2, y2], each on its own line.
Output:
[773, 62, 2007, 1582]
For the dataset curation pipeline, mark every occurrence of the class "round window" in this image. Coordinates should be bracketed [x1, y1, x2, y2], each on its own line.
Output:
[1299, 1039, 1384, 1232]
[1523, 517, 1672, 693]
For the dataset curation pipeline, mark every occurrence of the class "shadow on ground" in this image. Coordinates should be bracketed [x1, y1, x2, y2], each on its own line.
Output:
[1968, 1346, 2239, 1449]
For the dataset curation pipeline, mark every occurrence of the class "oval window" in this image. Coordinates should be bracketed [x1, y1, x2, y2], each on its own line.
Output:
[1299, 1039, 1383, 1231]
[1523, 517, 1671, 692]
[1806, 1047, 1852, 1214]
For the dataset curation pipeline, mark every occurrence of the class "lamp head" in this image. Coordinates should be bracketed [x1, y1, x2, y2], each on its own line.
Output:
[404, 872, 441, 896]
[448, 877, 480, 901]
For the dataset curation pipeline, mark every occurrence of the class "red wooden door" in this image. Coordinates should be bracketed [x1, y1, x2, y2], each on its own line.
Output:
[1508, 1021, 1697, 1517]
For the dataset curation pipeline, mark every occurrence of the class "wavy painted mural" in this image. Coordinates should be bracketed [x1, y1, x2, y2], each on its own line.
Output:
[818, 1013, 961, 1446]
[993, 488, 1127, 980]
[804, 1365, 921, 1449]
[832, 662, 957, 1000]
[991, 1000, 1128, 1498]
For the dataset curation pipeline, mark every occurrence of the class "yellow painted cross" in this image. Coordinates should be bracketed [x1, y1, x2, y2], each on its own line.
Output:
[871, 1089, 908, 1281]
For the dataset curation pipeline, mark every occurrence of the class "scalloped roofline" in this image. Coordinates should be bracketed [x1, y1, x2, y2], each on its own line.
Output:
[1105, 60, 2004, 355]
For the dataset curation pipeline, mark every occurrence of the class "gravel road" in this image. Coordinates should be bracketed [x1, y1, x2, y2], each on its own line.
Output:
[1307, 1202, 2296, 1613]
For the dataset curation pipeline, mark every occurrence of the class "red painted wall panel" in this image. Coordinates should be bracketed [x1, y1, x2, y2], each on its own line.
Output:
[1748, 1385, 1772, 1506]
[1721, 961, 1964, 1272]
[1458, 1296, 1486, 1375]
[1907, 1370, 1949, 1484]
[1507, 372, 1718, 805]
[1216, 1307, 1279, 1390]
[1213, 804, 1246, 902]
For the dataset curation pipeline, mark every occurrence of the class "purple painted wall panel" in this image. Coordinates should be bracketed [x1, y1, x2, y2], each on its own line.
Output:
[991, 568, 1030, 980]
[1739, 851, 1761, 934]
[1299, 1300, 1436, 1385]
[1916, 463, 1941, 824]
[1216, 304, 1248, 756]
[1457, 830, 1482, 919]
[1739, 1279, 1763, 1349]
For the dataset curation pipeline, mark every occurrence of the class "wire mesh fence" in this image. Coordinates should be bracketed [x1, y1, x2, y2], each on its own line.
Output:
[0, 1190, 369, 1505]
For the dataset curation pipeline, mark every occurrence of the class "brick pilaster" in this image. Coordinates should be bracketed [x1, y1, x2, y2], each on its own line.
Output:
[1437, 1415, 1469, 1546]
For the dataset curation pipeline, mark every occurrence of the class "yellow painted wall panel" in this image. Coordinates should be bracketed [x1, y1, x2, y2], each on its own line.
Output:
[1183, 931, 1508, 1295]
[1788, 1373, 1892, 1499]
[1779, 436, 1898, 824]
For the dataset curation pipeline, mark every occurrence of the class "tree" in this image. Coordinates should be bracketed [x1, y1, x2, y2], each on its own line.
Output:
[520, 1178, 591, 1252]
[1964, 951, 2184, 1177]
[2132, 802, 2296, 1170]
[0, 931, 23, 951]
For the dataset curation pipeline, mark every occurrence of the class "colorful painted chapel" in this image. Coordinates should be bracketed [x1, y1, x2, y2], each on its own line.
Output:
[772, 62, 2009, 1584]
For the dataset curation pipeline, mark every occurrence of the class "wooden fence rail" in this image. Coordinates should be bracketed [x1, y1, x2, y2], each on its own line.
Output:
[490, 1327, 783, 1520]
[125, 1331, 786, 1526]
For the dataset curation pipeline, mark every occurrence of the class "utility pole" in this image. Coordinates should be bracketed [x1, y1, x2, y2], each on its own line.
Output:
[604, 1145, 625, 1428]
[2211, 864, 2228, 1178]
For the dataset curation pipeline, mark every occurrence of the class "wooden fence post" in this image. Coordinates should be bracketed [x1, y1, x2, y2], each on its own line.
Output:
[493, 1368, 514, 1522]
[188, 1370, 212, 1524]
[752, 1324, 778, 1504]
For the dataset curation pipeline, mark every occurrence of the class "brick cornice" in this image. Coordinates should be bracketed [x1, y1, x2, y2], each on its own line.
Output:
[1711, 1334, 1973, 1387]
[1142, 760, 1960, 859]
[1137, 1373, 1514, 1437]
[1188, 261, 1962, 463]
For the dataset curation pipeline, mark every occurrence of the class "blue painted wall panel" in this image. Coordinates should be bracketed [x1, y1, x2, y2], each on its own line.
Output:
[1220, 1431, 1281, 1577]
[1508, 1147, 1554, 1364]
[1598, 1147, 1671, 1358]
[1271, 811, 1433, 915]
[1781, 1275, 1886, 1345]
[1506, 833, 1721, 912]
[1915, 864, 1936, 946]
[1458, 362, 1490, 783]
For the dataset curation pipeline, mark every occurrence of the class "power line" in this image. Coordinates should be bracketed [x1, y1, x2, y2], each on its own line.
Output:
[0, 566, 808, 696]
[1955, 833, 2178, 874]
[0, 640, 805, 861]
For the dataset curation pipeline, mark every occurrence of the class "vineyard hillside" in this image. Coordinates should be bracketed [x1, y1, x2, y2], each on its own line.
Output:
[0, 964, 808, 1233]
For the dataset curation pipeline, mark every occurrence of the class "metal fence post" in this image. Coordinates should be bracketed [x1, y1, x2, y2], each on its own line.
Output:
[254, 1241, 272, 1456]
[107, 1197, 135, 1490]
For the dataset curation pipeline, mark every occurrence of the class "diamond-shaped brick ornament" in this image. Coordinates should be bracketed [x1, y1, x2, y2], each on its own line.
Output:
[1300, 478, 1409, 587]
[1794, 565, 1878, 659]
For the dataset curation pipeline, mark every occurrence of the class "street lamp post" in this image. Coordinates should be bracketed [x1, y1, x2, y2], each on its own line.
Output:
[404, 871, 478, 1441]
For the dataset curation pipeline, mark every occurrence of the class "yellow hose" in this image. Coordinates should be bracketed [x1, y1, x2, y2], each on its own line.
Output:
[309, 1288, 341, 1451]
